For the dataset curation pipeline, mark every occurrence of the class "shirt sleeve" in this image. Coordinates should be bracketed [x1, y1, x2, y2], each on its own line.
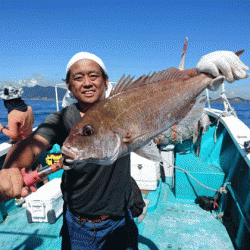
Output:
[33, 104, 81, 147]
[33, 111, 66, 146]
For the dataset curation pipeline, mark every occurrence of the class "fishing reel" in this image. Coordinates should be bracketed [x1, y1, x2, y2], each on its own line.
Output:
[195, 196, 219, 212]
[244, 140, 250, 153]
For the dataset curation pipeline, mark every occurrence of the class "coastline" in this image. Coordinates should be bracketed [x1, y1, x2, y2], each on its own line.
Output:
[23, 98, 60, 101]
[23, 98, 250, 103]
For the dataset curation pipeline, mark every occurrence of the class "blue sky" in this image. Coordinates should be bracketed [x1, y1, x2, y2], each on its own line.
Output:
[1, 0, 250, 98]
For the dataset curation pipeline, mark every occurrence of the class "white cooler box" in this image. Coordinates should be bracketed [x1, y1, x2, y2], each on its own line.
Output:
[25, 178, 63, 224]
[130, 152, 160, 190]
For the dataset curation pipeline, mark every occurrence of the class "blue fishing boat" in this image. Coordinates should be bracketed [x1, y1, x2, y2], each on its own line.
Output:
[1, 39, 250, 250]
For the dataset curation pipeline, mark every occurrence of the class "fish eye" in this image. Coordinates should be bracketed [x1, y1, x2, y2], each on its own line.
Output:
[82, 125, 94, 136]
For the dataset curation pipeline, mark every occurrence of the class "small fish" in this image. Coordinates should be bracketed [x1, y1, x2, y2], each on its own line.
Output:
[61, 67, 227, 167]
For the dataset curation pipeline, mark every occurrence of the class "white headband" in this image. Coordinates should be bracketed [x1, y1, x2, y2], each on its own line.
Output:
[65, 52, 108, 78]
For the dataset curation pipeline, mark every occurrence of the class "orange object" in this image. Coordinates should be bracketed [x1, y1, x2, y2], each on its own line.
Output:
[172, 125, 178, 143]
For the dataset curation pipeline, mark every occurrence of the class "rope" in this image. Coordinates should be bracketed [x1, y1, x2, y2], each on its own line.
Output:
[174, 165, 218, 192]
[160, 158, 250, 231]
[160, 159, 229, 193]
[213, 109, 237, 143]
[220, 92, 237, 117]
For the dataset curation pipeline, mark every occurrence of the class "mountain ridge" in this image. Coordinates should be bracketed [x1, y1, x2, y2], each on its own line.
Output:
[23, 85, 67, 100]
[209, 97, 250, 104]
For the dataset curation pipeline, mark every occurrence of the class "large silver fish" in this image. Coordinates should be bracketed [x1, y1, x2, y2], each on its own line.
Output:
[61, 67, 227, 167]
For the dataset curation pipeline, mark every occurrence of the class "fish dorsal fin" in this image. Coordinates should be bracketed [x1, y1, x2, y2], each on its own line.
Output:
[110, 67, 189, 96]
[110, 74, 133, 96]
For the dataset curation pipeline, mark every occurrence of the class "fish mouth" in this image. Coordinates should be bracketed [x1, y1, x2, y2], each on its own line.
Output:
[61, 146, 79, 163]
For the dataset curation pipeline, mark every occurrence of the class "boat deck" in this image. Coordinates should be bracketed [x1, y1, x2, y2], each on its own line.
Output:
[0, 178, 234, 250]
[138, 179, 234, 250]
[0, 205, 63, 250]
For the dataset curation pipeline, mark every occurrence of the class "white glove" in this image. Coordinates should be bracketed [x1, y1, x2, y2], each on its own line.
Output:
[196, 51, 249, 83]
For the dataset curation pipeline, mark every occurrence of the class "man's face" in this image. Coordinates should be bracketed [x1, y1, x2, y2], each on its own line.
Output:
[66, 59, 108, 104]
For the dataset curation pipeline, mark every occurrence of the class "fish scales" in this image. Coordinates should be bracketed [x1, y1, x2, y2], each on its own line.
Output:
[111, 81, 203, 145]
[62, 69, 217, 165]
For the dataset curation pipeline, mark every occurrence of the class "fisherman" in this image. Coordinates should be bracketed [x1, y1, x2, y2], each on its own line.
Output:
[0, 86, 35, 173]
[0, 86, 46, 195]
[0, 50, 248, 250]
[0, 86, 34, 144]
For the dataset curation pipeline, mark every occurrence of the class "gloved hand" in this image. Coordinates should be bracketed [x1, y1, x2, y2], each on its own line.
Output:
[196, 51, 249, 83]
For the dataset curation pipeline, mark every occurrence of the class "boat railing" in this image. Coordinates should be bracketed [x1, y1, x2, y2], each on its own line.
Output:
[0, 127, 38, 158]
[55, 83, 66, 112]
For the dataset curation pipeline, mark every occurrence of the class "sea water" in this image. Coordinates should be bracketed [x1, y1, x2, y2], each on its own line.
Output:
[208, 103, 250, 128]
[0, 100, 249, 144]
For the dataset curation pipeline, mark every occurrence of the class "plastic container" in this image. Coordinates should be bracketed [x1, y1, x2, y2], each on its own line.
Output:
[130, 152, 160, 190]
[24, 178, 63, 224]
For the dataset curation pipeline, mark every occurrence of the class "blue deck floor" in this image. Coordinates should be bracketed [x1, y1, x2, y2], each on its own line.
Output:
[138, 179, 234, 250]
[0, 206, 63, 250]
[0, 179, 234, 250]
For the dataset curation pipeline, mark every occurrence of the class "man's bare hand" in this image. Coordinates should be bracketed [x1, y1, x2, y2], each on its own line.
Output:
[0, 168, 29, 202]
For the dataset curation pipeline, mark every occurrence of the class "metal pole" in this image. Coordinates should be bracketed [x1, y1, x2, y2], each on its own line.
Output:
[55, 84, 59, 111]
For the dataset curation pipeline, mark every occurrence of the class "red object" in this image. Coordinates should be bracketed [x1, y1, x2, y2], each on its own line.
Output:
[21, 168, 42, 192]
[214, 202, 219, 208]
[182, 38, 188, 55]
[51, 161, 62, 172]
[235, 50, 244, 56]
[21, 159, 64, 192]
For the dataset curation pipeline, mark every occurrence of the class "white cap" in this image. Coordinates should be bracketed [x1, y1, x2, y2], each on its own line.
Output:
[65, 52, 108, 77]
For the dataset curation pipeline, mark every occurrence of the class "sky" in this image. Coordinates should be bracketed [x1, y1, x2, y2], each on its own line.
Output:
[1, 0, 250, 99]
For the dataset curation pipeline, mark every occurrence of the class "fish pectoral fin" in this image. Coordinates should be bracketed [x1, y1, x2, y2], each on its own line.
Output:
[134, 141, 163, 162]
